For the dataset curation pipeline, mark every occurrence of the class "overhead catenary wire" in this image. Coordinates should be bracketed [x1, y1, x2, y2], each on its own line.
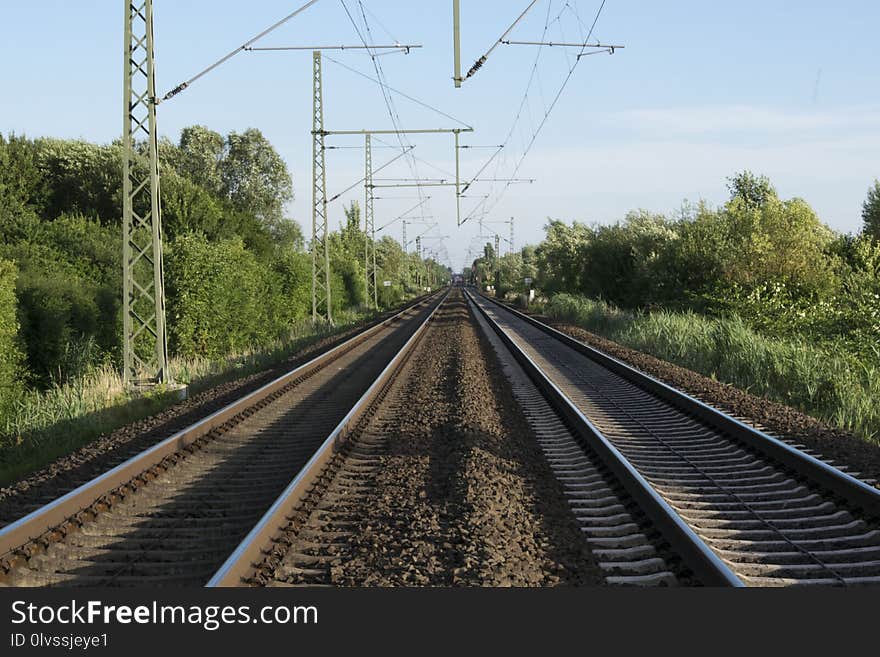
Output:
[461, 0, 554, 204]
[376, 198, 432, 232]
[502, 1, 609, 182]
[322, 56, 474, 131]
[327, 146, 414, 203]
[246, 44, 421, 52]
[339, 0, 430, 222]
[464, 0, 611, 224]
[374, 135, 458, 179]
[501, 40, 623, 51]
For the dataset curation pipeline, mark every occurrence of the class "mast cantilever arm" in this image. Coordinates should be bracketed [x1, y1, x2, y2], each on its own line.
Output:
[501, 40, 625, 50]
[246, 44, 422, 52]
[463, 0, 539, 82]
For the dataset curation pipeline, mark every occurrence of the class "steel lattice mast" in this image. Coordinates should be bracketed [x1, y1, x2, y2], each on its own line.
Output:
[312, 51, 332, 323]
[122, 0, 169, 386]
[509, 216, 515, 255]
[364, 134, 378, 309]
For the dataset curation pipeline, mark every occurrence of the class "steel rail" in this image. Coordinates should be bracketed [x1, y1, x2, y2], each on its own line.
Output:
[479, 294, 880, 519]
[208, 289, 450, 586]
[0, 292, 443, 561]
[466, 290, 744, 586]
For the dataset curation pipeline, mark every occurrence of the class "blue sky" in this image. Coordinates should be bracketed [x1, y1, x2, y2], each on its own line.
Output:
[1, 1, 878, 269]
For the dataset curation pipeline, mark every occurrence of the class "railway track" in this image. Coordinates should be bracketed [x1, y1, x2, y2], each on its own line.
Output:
[211, 290, 603, 587]
[467, 290, 880, 586]
[469, 301, 682, 586]
[0, 292, 445, 586]
[3, 285, 879, 587]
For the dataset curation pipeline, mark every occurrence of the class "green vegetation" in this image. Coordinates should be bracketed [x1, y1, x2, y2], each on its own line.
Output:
[0, 260, 24, 419]
[0, 314, 367, 485]
[864, 179, 880, 242]
[545, 294, 879, 441]
[0, 128, 448, 482]
[470, 171, 880, 441]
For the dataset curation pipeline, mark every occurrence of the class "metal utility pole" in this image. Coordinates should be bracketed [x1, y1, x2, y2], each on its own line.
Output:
[455, 131, 462, 225]
[246, 46, 423, 323]
[123, 0, 169, 387]
[415, 235, 423, 290]
[311, 51, 332, 323]
[402, 220, 434, 289]
[363, 134, 377, 309]
[477, 217, 496, 253]
[510, 216, 515, 255]
[453, 0, 462, 87]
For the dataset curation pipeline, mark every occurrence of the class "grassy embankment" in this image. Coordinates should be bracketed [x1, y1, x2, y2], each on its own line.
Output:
[0, 312, 366, 486]
[544, 293, 880, 443]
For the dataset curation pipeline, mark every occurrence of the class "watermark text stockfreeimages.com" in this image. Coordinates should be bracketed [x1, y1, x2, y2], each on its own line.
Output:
[10, 599, 317, 632]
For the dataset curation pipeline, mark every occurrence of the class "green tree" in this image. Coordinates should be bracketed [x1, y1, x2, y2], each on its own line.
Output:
[535, 220, 592, 294]
[328, 202, 367, 310]
[0, 214, 120, 383]
[221, 129, 293, 226]
[177, 125, 225, 195]
[727, 170, 776, 210]
[160, 173, 228, 240]
[721, 193, 835, 294]
[0, 134, 47, 214]
[165, 234, 276, 358]
[862, 179, 880, 241]
[375, 236, 407, 308]
[0, 259, 24, 416]
[579, 211, 677, 307]
[34, 138, 122, 224]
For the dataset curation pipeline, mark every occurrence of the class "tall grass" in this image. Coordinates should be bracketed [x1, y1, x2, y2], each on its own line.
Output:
[0, 311, 365, 485]
[545, 293, 880, 442]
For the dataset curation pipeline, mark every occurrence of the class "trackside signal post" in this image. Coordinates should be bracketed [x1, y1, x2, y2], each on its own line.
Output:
[122, 0, 169, 387]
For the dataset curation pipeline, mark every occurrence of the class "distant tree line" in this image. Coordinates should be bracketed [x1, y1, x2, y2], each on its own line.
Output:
[471, 171, 880, 361]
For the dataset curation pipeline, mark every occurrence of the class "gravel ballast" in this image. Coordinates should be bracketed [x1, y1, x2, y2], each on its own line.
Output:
[260, 290, 602, 586]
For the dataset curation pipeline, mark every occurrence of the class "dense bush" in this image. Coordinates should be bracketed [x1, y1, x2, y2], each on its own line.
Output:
[0, 128, 443, 388]
[34, 138, 122, 224]
[166, 234, 304, 359]
[0, 260, 24, 416]
[0, 213, 120, 384]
